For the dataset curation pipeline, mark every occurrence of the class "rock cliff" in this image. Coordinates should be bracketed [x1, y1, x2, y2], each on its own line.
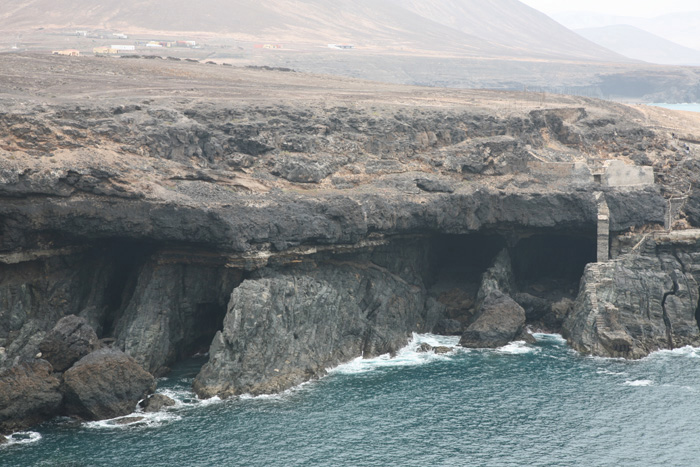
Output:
[1, 55, 700, 432]
[563, 231, 700, 358]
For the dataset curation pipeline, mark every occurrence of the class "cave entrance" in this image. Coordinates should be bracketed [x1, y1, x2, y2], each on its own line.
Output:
[510, 234, 596, 300]
[183, 302, 228, 358]
[97, 240, 155, 338]
[427, 233, 506, 330]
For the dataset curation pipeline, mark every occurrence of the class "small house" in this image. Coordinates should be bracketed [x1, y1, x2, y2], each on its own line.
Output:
[93, 46, 118, 55]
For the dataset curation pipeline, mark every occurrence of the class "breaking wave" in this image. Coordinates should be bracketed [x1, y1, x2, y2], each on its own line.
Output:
[1, 431, 41, 447]
[328, 333, 461, 376]
[624, 379, 654, 387]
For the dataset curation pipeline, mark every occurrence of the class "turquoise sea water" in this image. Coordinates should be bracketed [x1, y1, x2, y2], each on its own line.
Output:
[4, 333, 700, 466]
[649, 103, 700, 113]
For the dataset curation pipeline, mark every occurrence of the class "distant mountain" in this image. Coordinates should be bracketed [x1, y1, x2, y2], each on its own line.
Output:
[554, 11, 700, 51]
[391, 0, 625, 61]
[0, 0, 629, 62]
[576, 25, 700, 66]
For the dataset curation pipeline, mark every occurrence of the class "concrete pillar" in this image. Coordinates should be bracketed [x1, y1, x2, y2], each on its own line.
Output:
[596, 194, 610, 263]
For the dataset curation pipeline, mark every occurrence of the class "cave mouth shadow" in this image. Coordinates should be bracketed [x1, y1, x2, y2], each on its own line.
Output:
[427, 233, 507, 291]
[510, 234, 596, 299]
[425, 232, 596, 332]
[184, 302, 228, 359]
[93, 240, 157, 339]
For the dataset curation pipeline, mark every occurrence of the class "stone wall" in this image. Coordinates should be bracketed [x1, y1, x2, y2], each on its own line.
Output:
[602, 160, 654, 187]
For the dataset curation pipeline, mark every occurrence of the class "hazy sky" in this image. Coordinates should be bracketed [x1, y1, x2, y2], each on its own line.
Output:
[521, 0, 699, 17]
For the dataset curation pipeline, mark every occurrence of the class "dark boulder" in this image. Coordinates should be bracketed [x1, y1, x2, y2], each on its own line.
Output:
[38, 315, 100, 372]
[415, 178, 455, 193]
[460, 291, 527, 348]
[0, 359, 62, 435]
[139, 394, 176, 413]
[62, 348, 155, 421]
[417, 343, 452, 354]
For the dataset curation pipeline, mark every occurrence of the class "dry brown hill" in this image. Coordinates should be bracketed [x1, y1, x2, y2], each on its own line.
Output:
[0, 0, 629, 61]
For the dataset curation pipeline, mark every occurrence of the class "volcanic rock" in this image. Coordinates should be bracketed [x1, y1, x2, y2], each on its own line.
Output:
[417, 343, 452, 354]
[563, 234, 700, 358]
[0, 359, 62, 435]
[433, 319, 463, 335]
[475, 249, 515, 307]
[38, 315, 99, 372]
[415, 178, 455, 193]
[62, 348, 156, 421]
[460, 291, 527, 348]
[139, 394, 176, 413]
[193, 256, 437, 398]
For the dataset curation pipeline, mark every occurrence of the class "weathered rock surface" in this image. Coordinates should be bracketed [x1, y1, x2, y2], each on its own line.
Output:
[139, 394, 176, 413]
[38, 315, 99, 372]
[433, 319, 463, 335]
[111, 261, 241, 376]
[62, 348, 155, 421]
[194, 256, 438, 398]
[0, 359, 62, 435]
[417, 343, 452, 354]
[416, 177, 455, 193]
[563, 234, 700, 358]
[460, 291, 528, 348]
[514, 293, 551, 322]
[1, 55, 699, 431]
[475, 249, 515, 307]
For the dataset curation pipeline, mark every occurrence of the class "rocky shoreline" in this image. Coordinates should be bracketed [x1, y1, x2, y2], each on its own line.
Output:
[1, 54, 700, 435]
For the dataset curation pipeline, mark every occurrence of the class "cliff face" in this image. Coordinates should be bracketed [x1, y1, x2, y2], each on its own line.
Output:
[564, 231, 700, 358]
[1, 55, 700, 433]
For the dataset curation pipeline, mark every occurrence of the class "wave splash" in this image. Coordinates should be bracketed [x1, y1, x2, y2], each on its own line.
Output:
[1, 431, 42, 447]
[328, 333, 461, 376]
[624, 379, 654, 387]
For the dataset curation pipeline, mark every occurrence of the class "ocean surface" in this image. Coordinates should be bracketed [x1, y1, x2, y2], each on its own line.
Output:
[4, 333, 700, 466]
[649, 103, 700, 113]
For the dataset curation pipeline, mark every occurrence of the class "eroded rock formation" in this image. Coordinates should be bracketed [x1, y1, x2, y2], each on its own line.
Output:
[1, 55, 700, 432]
[563, 232, 700, 358]
[62, 347, 155, 421]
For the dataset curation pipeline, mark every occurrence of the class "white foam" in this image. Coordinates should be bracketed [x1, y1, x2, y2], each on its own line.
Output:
[648, 345, 700, 359]
[84, 405, 182, 430]
[239, 380, 315, 401]
[624, 379, 654, 387]
[194, 394, 222, 406]
[496, 341, 537, 355]
[328, 333, 460, 376]
[2, 431, 41, 447]
[532, 333, 567, 344]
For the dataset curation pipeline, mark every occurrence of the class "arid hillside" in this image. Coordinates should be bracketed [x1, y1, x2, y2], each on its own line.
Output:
[0, 0, 626, 61]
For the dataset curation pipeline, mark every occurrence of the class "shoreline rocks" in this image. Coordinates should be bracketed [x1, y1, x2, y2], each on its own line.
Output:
[139, 394, 176, 413]
[459, 291, 531, 348]
[62, 348, 156, 421]
[38, 315, 100, 373]
[0, 359, 62, 436]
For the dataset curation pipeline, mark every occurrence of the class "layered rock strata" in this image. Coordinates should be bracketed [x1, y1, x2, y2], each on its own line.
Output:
[1, 55, 700, 432]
